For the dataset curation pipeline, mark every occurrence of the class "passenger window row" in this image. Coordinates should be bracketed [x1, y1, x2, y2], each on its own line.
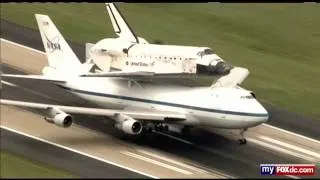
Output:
[127, 55, 192, 61]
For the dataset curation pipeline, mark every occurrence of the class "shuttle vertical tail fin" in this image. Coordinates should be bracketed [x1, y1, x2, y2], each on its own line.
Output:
[105, 3, 139, 43]
[35, 14, 84, 75]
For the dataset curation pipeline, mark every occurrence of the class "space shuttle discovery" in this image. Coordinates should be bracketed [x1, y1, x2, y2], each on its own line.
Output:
[86, 3, 234, 76]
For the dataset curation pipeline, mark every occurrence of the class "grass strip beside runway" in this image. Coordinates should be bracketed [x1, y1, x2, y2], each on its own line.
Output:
[0, 150, 78, 178]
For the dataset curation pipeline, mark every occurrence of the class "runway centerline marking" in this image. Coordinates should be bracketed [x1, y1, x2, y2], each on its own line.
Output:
[259, 136, 320, 159]
[121, 151, 193, 175]
[137, 149, 209, 174]
[262, 124, 320, 145]
[152, 131, 194, 145]
[248, 138, 316, 162]
[1, 80, 17, 87]
[0, 125, 159, 179]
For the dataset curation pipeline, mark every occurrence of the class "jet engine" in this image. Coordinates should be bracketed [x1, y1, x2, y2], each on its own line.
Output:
[114, 114, 143, 135]
[44, 107, 73, 128]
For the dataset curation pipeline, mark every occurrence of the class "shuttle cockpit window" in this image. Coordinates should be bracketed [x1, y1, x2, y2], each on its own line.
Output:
[204, 48, 214, 55]
[240, 95, 255, 99]
[197, 48, 215, 57]
[197, 51, 205, 57]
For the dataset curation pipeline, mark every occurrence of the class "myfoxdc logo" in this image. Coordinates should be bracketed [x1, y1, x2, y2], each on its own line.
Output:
[260, 164, 316, 176]
[260, 165, 276, 175]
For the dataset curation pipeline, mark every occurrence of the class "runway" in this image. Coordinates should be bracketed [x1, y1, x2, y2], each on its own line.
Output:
[1, 20, 319, 178]
[1, 127, 148, 178]
[1, 38, 319, 179]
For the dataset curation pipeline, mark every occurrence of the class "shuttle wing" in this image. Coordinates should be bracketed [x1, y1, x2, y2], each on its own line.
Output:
[105, 3, 139, 43]
[0, 99, 186, 121]
[211, 67, 249, 88]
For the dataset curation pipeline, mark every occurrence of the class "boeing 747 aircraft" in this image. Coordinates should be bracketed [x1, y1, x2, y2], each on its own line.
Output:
[1, 14, 268, 145]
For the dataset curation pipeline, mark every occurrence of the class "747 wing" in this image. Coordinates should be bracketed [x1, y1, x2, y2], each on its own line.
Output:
[0, 99, 185, 121]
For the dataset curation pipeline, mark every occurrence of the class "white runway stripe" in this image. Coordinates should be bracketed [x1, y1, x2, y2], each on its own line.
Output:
[121, 151, 193, 175]
[137, 149, 209, 174]
[259, 136, 320, 159]
[152, 131, 194, 145]
[262, 124, 320, 145]
[248, 138, 316, 162]
[0, 126, 159, 179]
[1, 80, 17, 87]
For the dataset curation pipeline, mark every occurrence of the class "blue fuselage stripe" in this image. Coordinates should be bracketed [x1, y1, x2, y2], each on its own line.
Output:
[57, 85, 268, 117]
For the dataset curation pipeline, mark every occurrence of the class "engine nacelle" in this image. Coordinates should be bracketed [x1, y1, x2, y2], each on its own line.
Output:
[114, 114, 143, 135]
[44, 107, 73, 128]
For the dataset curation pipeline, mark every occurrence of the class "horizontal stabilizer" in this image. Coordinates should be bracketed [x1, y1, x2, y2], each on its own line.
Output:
[1, 74, 66, 83]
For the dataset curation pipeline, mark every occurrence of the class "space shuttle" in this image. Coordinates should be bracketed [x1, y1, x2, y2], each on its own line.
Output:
[86, 3, 234, 76]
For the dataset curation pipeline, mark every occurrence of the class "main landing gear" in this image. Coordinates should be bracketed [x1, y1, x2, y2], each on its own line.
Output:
[154, 123, 169, 132]
[238, 128, 248, 145]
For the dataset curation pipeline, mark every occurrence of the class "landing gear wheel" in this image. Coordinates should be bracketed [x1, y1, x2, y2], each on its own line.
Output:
[154, 125, 160, 131]
[158, 125, 164, 132]
[164, 125, 169, 132]
[155, 124, 164, 132]
[238, 138, 247, 145]
[155, 124, 169, 133]
[238, 128, 248, 145]
[147, 127, 153, 133]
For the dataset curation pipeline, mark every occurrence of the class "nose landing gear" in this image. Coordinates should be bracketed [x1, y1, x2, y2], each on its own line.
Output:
[238, 128, 248, 145]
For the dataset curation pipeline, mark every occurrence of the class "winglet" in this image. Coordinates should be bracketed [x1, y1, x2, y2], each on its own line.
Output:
[105, 3, 139, 43]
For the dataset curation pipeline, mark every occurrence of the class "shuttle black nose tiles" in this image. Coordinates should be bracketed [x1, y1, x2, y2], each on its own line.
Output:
[196, 61, 232, 76]
[215, 61, 232, 75]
